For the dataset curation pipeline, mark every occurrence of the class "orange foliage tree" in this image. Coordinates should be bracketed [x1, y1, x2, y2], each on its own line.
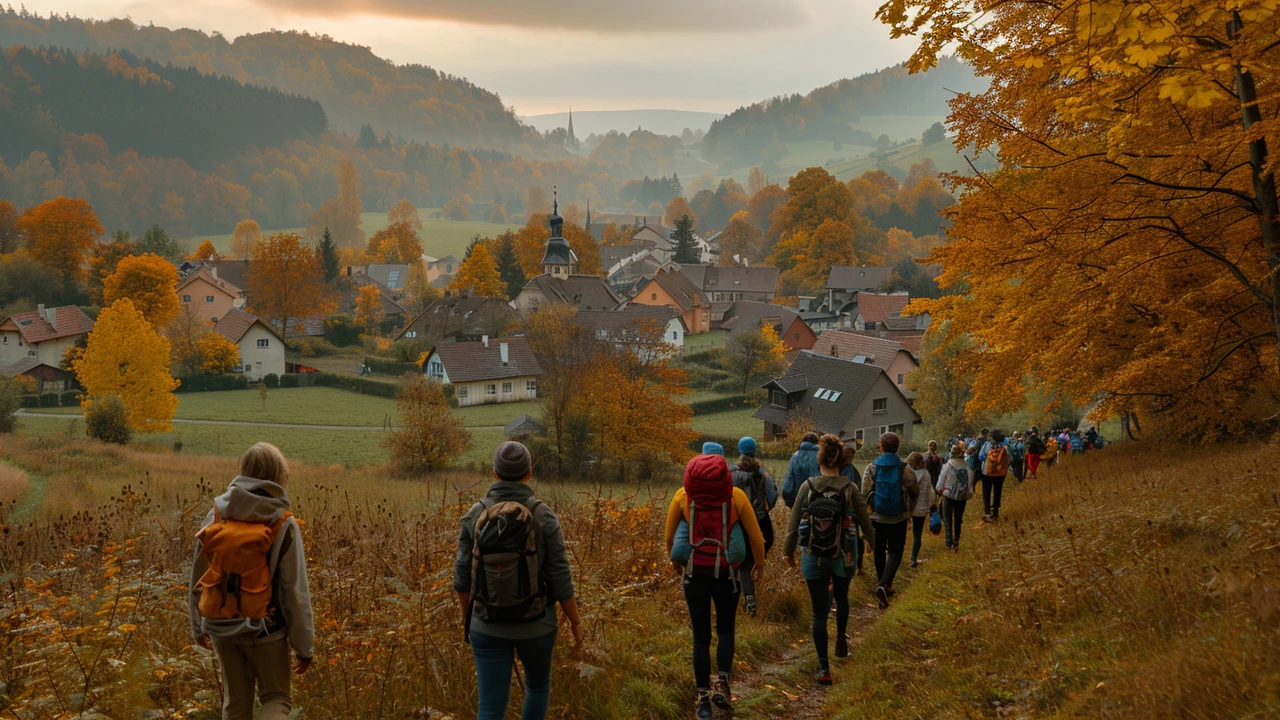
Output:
[447, 243, 505, 298]
[87, 233, 139, 306]
[307, 159, 364, 248]
[248, 233, 328, 336]
[17, 197, 104, 287]
[102, 253, 181, 328]
[366, 221, 423, 264]
[0, 200, 18, 254]
[878, 0, 1280, 437]
[387, 198, 423, 232]
[663, 196, 698, 231]
[354, 285, 385, 334]
[73, 298, 179, 433]
[187, 239, 222, 262]
[228, 219, 262, 260]
[717, 211, 764, 266]
[513, 214, 551, 278]
[197, 331, 240, 375]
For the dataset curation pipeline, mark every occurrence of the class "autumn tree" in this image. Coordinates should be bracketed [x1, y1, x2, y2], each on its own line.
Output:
[525, 305, 597, 476]
[747, 166, 768, 198]
[0, 200, 18, 254]
[167, 302, 209, 376]
[448, 242, 505, 298]
[187, 239, 222, 262]
[387, 198, 423, 232]
[724, 323, 789, 393]
[137, 224, 184, 262]
[229, 219, 263, 260]
[197, 332, 240, 374]
[442, 197, 470, 221]
[87, 232, 139, 306]
[879, 0, 1280, 437]
[103, 253, 181, 328]
[248, 233, 328, 337]
[381, 374, 471, 475]
[366, 221, 423, 264]
[17, 197, 104, 288]
[0, 376, 22, 434]
[73, 298, 180, 433]
[771, 218, 865, 296]
[905, 327, 988, 437]
[746, 183, 789, 241]
[355, 285, 385, 335]
[307, 159, 364, 248]
[717, 211, 764, 266]
[664, 196, 698, 231]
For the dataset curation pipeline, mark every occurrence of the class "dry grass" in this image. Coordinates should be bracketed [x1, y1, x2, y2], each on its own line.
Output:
[0, 461, 28, 505]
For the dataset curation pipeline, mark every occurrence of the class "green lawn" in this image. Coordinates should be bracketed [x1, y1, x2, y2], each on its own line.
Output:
[454, 400, 539, 428]
[692, 406, 761, 439]
[683, 330, 727, 352]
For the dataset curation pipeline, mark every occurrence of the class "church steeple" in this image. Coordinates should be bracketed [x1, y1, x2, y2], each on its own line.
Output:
[540, 187, 575, 277]
[567, 108, 578, 150]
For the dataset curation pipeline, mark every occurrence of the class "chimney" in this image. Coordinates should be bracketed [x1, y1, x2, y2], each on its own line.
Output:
[500, 342, 509, 365]
[37, 304, 45, 317]
[482, 335, 489, 348]
[44, 306, 56, 331]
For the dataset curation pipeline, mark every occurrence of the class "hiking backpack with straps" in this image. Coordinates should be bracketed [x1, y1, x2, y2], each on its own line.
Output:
[196, 507, 293, 623]
[801, 479, 846, 558]
[870, 461, 909, 517]
[983, 446, 1010, 478]
[685, 462, 740, 579]
[947, 464, 975, 501]
[742, 469, 770, 524]
[1026, 434, 1046, 455]
[469, 497, 548, 624]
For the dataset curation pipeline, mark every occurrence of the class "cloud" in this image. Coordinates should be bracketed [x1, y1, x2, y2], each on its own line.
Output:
[248, 0, 808, 32]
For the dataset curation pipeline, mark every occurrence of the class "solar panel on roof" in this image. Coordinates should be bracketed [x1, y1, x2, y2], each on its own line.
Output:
[387, 270, 401, 288]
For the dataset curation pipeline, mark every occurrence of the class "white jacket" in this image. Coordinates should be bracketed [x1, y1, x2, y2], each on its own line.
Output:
[911, 468, 936, 516]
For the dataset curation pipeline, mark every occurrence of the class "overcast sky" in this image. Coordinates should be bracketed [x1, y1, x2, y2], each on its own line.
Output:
[25, 0, 918, 116]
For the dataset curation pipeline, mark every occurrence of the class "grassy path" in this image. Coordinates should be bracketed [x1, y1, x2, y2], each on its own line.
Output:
[0, 459, 46, 519]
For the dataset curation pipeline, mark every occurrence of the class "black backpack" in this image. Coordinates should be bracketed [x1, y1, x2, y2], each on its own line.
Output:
[469, 497, 547, 628]
[801, 479, 846, 559]
[743, 470, 770, 523]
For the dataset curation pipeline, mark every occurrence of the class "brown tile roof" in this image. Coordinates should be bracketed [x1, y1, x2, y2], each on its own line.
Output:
[213, 308, 281, 344]
[700, 265, 779, 295]
[578, 306, 686, 340]
[525, 274, 623, 311]
[637, 268, 707, 313]
[826, 265, 892, 291]
[855, 293, 911, 323]
[813, 331, 914, 371]
[0, 306, 95, 344]
[432, 336, 541, 383]
[202, 260, 252, 291]
[854, 330, 925, 356]
[177, 267, 242, 298]
[717, 301, 802, 334]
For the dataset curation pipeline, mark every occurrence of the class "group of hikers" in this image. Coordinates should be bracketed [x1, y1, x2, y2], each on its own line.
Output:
[189, 424, 1099, 719]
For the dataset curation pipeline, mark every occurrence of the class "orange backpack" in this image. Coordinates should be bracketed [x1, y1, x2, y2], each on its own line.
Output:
[983, 446, 1010, 478]
[196, 508, 293, 620]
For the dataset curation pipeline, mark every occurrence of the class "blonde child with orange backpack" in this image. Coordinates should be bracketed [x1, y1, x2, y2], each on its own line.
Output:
[190, 442, 314, 720]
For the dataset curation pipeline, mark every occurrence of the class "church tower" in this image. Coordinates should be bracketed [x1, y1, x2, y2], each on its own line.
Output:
[567, 108, 579, 151]
[540, 189, 577, 277]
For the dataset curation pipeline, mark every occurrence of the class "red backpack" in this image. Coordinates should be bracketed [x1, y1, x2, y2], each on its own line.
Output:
[682, 454, 739, 579]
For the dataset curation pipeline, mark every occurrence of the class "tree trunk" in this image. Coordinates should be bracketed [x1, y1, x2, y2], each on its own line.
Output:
[1229, 13, 1280, 371]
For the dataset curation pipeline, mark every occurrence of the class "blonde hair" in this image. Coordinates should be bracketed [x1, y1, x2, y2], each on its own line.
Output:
[239, 442, 289, 485]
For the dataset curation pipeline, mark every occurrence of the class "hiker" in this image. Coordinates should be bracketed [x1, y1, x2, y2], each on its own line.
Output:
[1009, 432, 1027, 482]
[839, 443, 865, 574]
[1069, 431, 1084, 455]
[703, 441, 725, 456]
[935, 442, 975, 550]
[1044, 432, 1059, 468]
[666, 453, 766, 719]
[906, 452, 935, 569]
[980, 429, 1011, 521]
[189, 442, 314, 720]
[1025, 427, 1046, 479]
[967, 428, 989, 510]
[783, 434, 874, 686]
[1085, 426, 1099, 449]
[860, 432, 919, 609]
[731, 437, 777, 617]
[782, 432, 821, 508]
[1057, 429, 1071, 463]
[924, 440, 944, 491]
[455, 441, 583, 720]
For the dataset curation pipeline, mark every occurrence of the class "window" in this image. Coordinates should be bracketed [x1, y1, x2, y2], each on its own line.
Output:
[257, 339, 269, 348]
[671, 330, 678, 341]
[526, 379, 537, 393]
[486, 384, 496, 395]
[878, 426, 888, 437]
[854, 429, 864, 441]
[458, 387, 468, 400]
[651, 293, 658, 301]
[772, 390, 789, 408]
[182, 295, 191, 303]
[1, 336, 5, 344]
[502, 381, 513, 394]
[428, 360, 443, 378]
[873, 397, 888, 413]
[889, 423, 905, 435]
[897, 373, 904, 384]
[406, 331, 417, 338]
[206, 295, 215, 303]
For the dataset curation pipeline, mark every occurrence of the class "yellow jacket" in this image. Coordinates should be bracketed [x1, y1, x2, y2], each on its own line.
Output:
[665, 487, 766, 574]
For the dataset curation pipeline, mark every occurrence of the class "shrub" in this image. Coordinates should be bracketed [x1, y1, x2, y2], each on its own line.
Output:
[60, 390, 80, 407]
[390, 337, 432, 362]
[382, 375, 470, 474]
[263, 373, 280, 389]
[687, 394, 747, 415]
[324, 314, 363, 347]
[39, 393, 60, 408]
[85, 394, 131, 445]
[279, 373, 300, 388]
[176, 374, 247, 392]
[20, 394, 39, 408]
[364, 356, 421, 376]
[311, 372, 400, 398]
[290, 336, 339, 357]
[0, 377, 22, 432]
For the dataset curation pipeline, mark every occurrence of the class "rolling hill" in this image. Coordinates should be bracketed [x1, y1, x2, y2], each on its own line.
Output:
[523, 109, 725, 139]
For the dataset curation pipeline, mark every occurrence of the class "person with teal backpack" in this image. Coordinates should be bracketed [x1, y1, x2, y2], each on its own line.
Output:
[783, 434, 875, 686]
[860, 432, 919, 609]
[1009, 432, 1027, 482]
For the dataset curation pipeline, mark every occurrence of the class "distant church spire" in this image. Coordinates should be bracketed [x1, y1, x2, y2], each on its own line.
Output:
[567, 107, 579, 151]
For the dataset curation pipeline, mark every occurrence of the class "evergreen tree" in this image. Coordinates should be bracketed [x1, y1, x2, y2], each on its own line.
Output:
[463, 233, 483, 261]
[493, 232, 526, 300]
[358, 123, 379, 150]
[317, 227, 340, 282]
[672, 215, 699, 264]
[136, 224, 183, 262]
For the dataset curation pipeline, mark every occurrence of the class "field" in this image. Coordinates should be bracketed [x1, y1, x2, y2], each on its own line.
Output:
[187, 209, 520, 261]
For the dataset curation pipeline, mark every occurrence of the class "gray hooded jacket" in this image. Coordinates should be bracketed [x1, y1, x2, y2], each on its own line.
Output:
[188, 476, 315, 659]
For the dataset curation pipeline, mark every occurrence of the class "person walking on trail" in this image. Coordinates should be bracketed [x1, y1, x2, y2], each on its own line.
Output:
[702, 441, 725, 456]
[980, 429, 1011, 522]
[1057, 429, 1072, 463]
[1024, 427, 1046, 480]
[455, 441, 584, 720]
[967, 428, 989, 511]
[839, 443, 866, 575]
[666, 453, 766, 719]
[190, 442, 314, 720]
[731, 437, 777, 617]
[924, 441, 944, 491]
[906, 452, 935, 569]
[860, 432, 919, 610]
[782, 432, 821, 508]
[783, 434, 875, 686]
[935, 442, 975, 550]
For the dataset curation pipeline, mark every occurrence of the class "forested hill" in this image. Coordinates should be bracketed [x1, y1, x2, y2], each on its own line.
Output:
[0, 46, 326, 171]
[702, 57, 986, 167]
[0, 9, 550, 155]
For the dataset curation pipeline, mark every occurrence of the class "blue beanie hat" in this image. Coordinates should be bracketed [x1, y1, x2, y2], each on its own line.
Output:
[701, 441, 724, 456]
[738, 437, 757, 455]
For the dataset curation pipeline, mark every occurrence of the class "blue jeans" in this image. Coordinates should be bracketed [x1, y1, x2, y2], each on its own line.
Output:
[471, 629, 558, 720]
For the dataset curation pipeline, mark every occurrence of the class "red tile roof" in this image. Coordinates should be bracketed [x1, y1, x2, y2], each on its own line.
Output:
[815, 331, 913, 371]
[0, 306, 95, 344]
[638, 268, 707, 313]
[177, 267, 242, 298]
[855, 293, 910, 323]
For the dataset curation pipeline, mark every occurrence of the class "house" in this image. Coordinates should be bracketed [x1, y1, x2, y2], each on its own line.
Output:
[826, 265, 893, 316]
[629, 267, 713, 334]
[348, 264, 411, 291]
[849, 292, 911, 331]
[753, 350, 920, 443]
[200, 260, 253, 296]
[577, 304, 687, 349]
[676, 264, 780, 304]
[717, 301, 817, 350]
[0, 305, 95, 368]
[512, 205, 622, 315]
[212, 308, 286, 381]
[427, 255, 461, 287]
[813, 330, 920, 397]
[177, 267, 244, 324]
[395, 295, 517, 343]
[605, 248, 667, 297]
[422, 335, 541, 407]
[1, 357, 77, 394]
[340, 272, 408, 319]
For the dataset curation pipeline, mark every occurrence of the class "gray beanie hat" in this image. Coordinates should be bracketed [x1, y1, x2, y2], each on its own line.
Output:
[493, 441, 532, 481]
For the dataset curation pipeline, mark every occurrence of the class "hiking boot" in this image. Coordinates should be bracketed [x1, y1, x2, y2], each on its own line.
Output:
[744, 595, 757, 617]
[695, 692, 713, 719]
[834, 634, 849, 658]
[874, 585, 889, 609]
[816, 666, 833, 685]
[910, 560, 918, 569]
[712, 673, 732, 710]
[885, 586, 896, 597]
[991, 509, 1000, 521]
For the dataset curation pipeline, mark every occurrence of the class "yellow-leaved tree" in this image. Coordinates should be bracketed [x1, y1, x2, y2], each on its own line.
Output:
[74, 298, 179, 433]
[186, 239, 222, 262]
[197, 332, 240, 375]
[228, 219, 262, 260]
[877, 0, 1280, 437]
[382, 374, 471, 476]
[448, 243, 505, 298]
[248, 233, 329, 336]
[102, 253, 180, 328]
[354, 285, 385, 335]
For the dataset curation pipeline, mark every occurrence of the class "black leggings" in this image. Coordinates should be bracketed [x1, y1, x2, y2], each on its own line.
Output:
[740, 516, 773, 600]
[911, 515, 926, 564]
[872, 520, 908, 589]
[683, 573, 740, 690]
[982, 474, 1005, 515]
[804, 575, 850, 664]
